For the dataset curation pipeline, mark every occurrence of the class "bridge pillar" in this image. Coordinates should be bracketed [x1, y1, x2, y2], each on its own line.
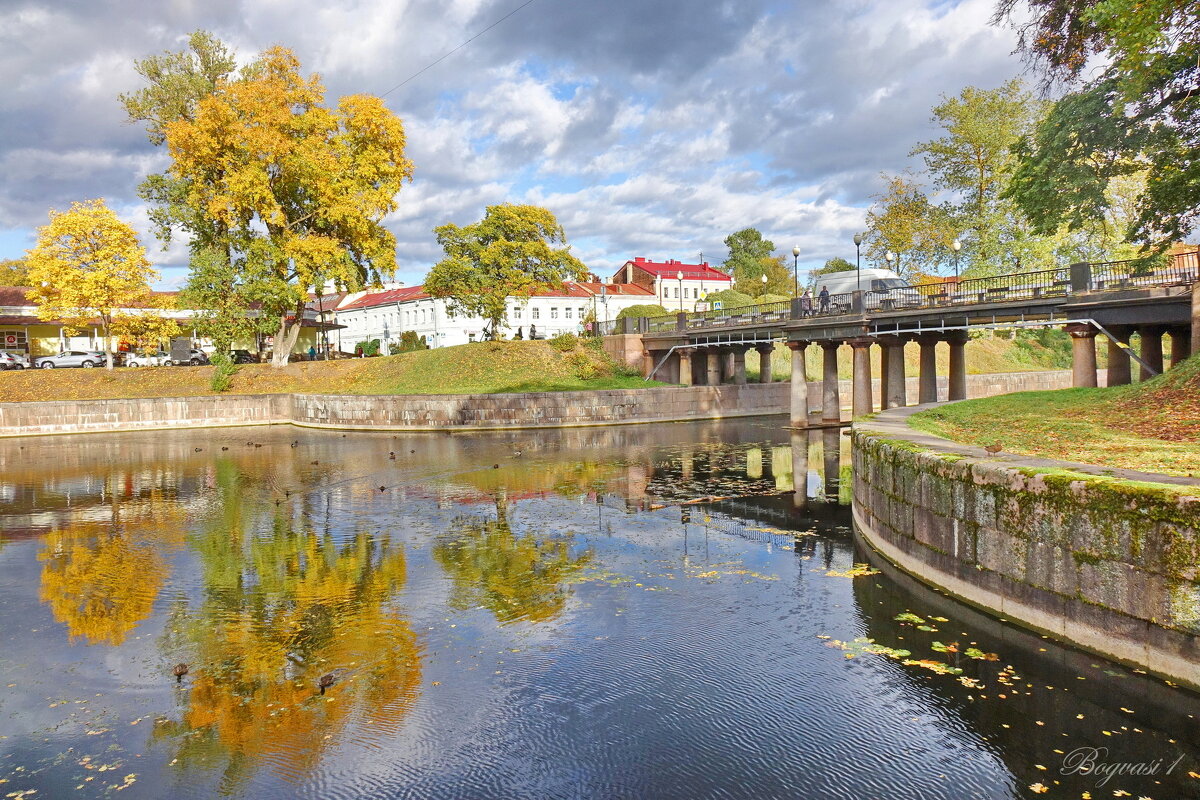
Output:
[879, 342, 892, 410]
[947, 333, 968, 401]
[642, 350, 655, 379]
[705, 349, 721, 386]
[677, 348, 693, 387]
[1066, 323, 1098, 388]
[756, 344, 774, 383]
[1139, 326, 1164, 381]
[916, 336, 939, 404]
[1105, 326, 1132, 386]
[884, 337, 907, 409]
[724, 349, 736, 383]
[1169, 328, 1191, 368]
[821, 342, 841, 422]
[732, 347, 748, 385]
[788, 342, 809, 427]
[849, 339, 873, 418]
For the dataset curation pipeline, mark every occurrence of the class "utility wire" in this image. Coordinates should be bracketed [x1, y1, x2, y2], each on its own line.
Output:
[380, 0, 543, 97]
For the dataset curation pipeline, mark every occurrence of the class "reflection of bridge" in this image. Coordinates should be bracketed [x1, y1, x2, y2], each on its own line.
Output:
[633, 254, 1199, 425]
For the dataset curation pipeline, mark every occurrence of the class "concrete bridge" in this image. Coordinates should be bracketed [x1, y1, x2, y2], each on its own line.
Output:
[632, 254, 1200, 426]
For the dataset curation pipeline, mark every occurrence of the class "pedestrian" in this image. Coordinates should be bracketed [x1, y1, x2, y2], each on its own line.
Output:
[529, 324, 537, 340]
[800, 289, 813, 317]
[308, 345, 316, 361]
[818, 285, 830, 313]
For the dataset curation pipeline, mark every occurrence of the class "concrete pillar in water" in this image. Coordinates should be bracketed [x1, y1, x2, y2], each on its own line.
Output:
[849, 339, 873, 418]
[756, 344, 774, 383]
[677, 348, 693, 387]
[732, 347, 748, 385]
[916, 336, 939, 404]
[706, 349, 721, 386]
[1066, 323, 1098, 388]
[788, 342, 809, 427]
[822, 427, 840, 501]
[790, 431, 809, 511]
[947, 333, 968, 401]
[1106, 326, 1132, 386]
[821, 341, 840, 422]
[1139, 326, 1164, 381]
[885, 338, 907, 409]
[1168, 328, 1191, 368]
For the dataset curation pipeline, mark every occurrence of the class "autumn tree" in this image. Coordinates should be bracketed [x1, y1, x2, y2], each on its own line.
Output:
[131, 40, 413, 366]
[25, 199, 158, 369]
[424, 204, 586, 337]
[0, 258, 28, 285]
[996, 0, 1199, 251]
[863, 173, 952, 278]
[722, 228, 791, 297]
[815, 257, 855, 276]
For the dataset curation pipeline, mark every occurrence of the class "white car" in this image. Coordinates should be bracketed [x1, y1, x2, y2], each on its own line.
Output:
[126, 351, 170, 367]
[0, 351, 28, 370]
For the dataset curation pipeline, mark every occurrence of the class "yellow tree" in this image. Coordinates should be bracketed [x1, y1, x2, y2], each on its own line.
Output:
[163, 47, 413, 366]
[112, 295, 182, 354]
[25, 199, 158, 369]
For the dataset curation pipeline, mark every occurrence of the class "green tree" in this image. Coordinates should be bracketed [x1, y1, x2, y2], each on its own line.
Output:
[863, 173, 951, 278]
[815, 257, 855, 276]
[25, 199, 158, 370]
[994, 1, 1199, 249]
[0, 258, 28, 285]
[615, 303, 669, 320]
[424, 204, 586, 338]
[721, 228, 790, 295]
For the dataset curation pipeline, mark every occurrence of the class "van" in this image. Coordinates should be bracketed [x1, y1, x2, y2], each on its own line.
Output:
[813, 268, 921, 311]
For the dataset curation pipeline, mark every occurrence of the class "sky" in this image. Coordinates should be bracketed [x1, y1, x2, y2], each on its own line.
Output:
[0, 0, 1032, 288]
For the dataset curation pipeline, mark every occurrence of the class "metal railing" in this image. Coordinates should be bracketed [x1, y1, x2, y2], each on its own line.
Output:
[636, 250, 1198, 335]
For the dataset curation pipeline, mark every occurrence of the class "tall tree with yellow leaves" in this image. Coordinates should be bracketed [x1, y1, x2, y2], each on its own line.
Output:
[159, 45, 413, 366]
[25, 199, 158, 369]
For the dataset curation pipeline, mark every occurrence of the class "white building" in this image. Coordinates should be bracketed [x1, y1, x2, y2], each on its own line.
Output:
[610, 257, 734, 312]
[334, 281, 655, 352]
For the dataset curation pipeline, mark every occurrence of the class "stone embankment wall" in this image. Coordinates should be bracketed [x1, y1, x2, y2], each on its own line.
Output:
[0, 369, 1078, 437]
[852, 408, 1200, 690]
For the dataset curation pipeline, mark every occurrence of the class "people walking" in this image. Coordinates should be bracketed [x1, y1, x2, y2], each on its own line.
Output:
[818, 285, 830, 313]
[800, 289, 813, 317]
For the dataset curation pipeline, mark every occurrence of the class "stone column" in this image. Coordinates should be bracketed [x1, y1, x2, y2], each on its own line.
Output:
[756, 344, 774, 383]
[732, 347, 748, 385]
[878, 342, 891, 410]
[642, 350, 655, 379]
[706, 349, 721, 386]
[821, 342, 840, 423]
[849, 339, 873, 419]
[1169, 328, 1191, 368]
[822, 427, 840, 501]
[947, 333, 967, 401]
[788, 342, 809, 427]
[1139, 326, 1164, 381]
[724, 349, 736, 382]
[916, 336, 939, 404]
[1105, 327, 1132, 386]
[677, 348, 693, 387]
[1066, 323, 1098, 388]
[885, 338, 907, 409]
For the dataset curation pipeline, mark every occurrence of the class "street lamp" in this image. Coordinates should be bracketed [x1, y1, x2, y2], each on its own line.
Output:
[885, 251, 895, 272]
[761, 272, 768, 297]
[792, 245, 800, 297]
[853, 232, 864, 296]
[951, 238, 962, 278]
[677, 270, 684, 312]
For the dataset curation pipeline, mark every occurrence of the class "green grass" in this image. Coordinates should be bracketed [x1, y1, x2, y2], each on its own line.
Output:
[909, 357, 1200, 477]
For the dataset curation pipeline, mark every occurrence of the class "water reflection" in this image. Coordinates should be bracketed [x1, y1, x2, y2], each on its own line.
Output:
[1, 419, 1196, 799]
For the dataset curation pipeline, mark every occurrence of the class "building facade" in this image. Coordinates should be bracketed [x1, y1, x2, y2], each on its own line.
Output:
[610, 258, 733, 312]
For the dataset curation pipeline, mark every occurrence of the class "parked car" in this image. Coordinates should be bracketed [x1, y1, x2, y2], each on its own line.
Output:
[169, 349, 209, 366]
[0, 351, 28, 370]
[228, 349, 259, 364]
[34, 350, 109, 369]
[126, 351, 170, 367]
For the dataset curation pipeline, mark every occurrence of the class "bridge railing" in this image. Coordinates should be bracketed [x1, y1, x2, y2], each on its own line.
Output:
[1091, 254, 1199, 290]
[685, 299, 792, 329]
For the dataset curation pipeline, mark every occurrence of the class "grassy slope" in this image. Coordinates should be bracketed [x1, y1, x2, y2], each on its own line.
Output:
[910, 356, 1200, 477]
[0, 341, 662, 403]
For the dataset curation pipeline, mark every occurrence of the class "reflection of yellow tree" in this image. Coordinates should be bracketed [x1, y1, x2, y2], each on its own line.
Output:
[157, 484, 422, 789]
[433, 502, 591, 624]
[37, 488, 185, 646]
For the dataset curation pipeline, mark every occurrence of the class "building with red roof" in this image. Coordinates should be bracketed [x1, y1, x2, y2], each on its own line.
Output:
[611, 258, 733, 311]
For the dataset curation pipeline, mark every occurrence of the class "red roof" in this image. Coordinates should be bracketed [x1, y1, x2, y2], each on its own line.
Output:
[0, 286, 33, 306]
[339, 286, 430, 311]
[620, 258, 732, 282]
[575, 282, 654, 297]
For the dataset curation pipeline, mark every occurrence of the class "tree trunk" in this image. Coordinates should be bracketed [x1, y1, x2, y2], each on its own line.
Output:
[103, 321, 114, 370]
[270, 309, 303, 367]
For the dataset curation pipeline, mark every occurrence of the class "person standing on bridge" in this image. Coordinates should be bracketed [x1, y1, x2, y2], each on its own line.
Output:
[818, 285, 830, 313]
[800, 289, 813, 316]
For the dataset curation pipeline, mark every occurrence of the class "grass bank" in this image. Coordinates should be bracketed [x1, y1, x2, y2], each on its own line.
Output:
[0, 339, 662, 403]
[909, 355, 1200, 477]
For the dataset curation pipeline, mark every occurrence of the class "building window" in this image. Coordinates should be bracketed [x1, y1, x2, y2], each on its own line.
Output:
[0, 330, 28, 350]
[550, 307, 558, 319]
[532, 308, 540, 320]
[564, 307, 572, 319]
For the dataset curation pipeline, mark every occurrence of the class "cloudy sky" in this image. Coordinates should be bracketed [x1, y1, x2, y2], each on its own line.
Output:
[0, 0, 1030, 288]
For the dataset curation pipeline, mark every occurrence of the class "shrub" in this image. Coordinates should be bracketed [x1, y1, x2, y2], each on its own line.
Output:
[389, 331, 428, 354]
[354, 339, 381, 357]
[704, 289, 754, 308]
[209, 351, 237, 393]
[616, 304, 669, 320]
[564, 349, 602, 379]
[550, 332, 579, 352]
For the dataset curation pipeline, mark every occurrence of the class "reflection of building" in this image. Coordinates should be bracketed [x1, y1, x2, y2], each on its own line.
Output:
[334, 281, 654, 351]
[610, 258, 733, 311]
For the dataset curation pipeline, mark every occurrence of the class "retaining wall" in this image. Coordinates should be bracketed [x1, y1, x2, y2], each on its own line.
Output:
[852, 406, 1200, 690]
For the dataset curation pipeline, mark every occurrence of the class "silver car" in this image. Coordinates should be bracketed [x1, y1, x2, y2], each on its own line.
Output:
[0, 351, 28, 370]
[34, 350, 108, 369]
[126, 351, 170, 367]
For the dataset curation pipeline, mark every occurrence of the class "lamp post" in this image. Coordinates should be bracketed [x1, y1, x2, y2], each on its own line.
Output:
[792, 245, 800, 297]
[677, 271, 684, 312]
[853, 232, 864, 295]
[885, 250, 895, 273]
[951, 239, 962, 279]
[761, 272, 768, 297]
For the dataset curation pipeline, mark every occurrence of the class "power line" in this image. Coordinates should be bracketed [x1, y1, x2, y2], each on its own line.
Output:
[380, 0, 543, 98]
